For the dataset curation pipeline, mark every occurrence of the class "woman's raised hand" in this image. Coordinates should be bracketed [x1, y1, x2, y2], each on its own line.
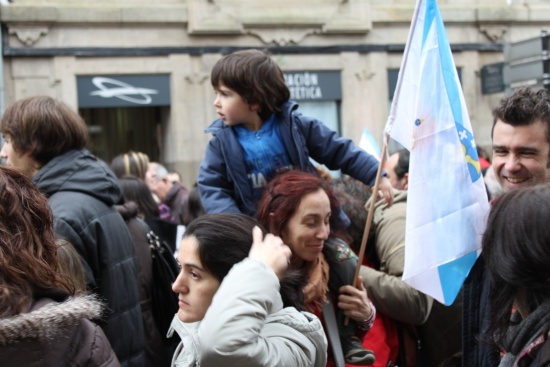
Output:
[248, 226, 292, 279]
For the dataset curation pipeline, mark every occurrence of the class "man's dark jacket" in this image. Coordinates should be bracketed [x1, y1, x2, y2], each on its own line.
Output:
[33, 149, 145, 367]
[462, 255, 501, 367]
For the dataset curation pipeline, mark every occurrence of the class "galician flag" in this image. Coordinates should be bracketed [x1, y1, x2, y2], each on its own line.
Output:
[384, 0, 489, 305]
[359, 128, 382, 161]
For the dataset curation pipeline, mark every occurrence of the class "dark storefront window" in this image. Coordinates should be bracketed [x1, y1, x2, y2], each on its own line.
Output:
[80, 106, 164, 164]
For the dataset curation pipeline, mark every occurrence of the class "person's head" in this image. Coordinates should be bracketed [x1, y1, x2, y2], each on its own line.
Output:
[328, 178, 372, 254]
[0, 166, 74, 317]
[491, 88, 550, 191]
[145, 162, 173, 200]
[118, 175, 160, 219]
[111, 151, 150, 180]
[167, 170, 182, 184]
[172, 213, 303, 323]
[385, 149, 409, 190]
[483, 183, 550, 346]
[256, 170, 346, 266]
[182, 183, 205, 226]
[211, 49, 290, 126]
[0, 96, 88, 177]
[56, 239, 87, 294]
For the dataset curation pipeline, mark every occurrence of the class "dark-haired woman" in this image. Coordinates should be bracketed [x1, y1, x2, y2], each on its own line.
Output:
[168, 213, 327, 367]
[0, 166, 118, 366]
[483, 184, 550, 367]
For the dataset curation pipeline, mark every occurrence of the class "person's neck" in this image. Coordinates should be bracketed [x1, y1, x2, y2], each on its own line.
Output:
[291, 255, 307, 269]
[241, 115, 264, 132]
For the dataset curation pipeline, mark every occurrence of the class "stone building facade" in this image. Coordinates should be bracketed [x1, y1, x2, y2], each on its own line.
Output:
[1, 0, 549, 188]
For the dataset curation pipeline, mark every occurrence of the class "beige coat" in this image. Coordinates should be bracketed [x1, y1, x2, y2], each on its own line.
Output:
[360, 190, 433, 325]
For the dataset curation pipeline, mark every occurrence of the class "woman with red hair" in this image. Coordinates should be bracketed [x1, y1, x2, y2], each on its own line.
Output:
[257, 169, 376, 366]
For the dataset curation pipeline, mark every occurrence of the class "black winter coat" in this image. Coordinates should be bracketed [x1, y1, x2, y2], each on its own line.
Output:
[117, 202, 173, 367]
[33, 149, 145, 367]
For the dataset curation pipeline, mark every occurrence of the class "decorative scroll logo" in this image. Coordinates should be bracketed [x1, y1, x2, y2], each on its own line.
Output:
[90, 77, 158, 105]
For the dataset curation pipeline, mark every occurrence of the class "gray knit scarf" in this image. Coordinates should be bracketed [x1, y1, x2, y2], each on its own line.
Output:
[499, 299, 550, 367]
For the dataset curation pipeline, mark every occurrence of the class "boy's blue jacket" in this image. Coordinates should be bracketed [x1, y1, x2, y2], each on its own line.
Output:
[198, 100, 381, 216]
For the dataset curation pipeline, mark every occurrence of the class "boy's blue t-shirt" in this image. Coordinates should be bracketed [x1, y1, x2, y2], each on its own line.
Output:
[234, 114, 292, 203]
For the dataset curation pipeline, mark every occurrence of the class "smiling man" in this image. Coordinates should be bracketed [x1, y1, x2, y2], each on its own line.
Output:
[491, 88, 550, 191]
[463, 87, 550, 367]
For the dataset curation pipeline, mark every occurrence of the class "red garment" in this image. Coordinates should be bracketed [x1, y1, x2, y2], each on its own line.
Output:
[359, 312, 399, 367]
[357, 257, 400, 367]
[310, 299, 399, 367]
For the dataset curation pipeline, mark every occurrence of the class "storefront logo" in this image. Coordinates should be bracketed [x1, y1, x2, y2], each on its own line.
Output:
[90, 77, 158, 105]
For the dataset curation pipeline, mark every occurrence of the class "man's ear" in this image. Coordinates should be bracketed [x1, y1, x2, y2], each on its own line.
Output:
[402, 173, 409, 191]
[25, 144, 42, 172]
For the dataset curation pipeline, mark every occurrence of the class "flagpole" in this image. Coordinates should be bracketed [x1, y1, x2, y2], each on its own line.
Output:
[345, 0, 423, 325]
[343, 141, 388, 326]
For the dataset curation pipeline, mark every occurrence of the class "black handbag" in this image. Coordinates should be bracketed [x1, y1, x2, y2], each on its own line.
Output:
[147, 230, 180, 341]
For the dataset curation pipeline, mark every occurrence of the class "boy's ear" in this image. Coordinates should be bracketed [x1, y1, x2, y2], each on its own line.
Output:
[249, 103, 260, 112]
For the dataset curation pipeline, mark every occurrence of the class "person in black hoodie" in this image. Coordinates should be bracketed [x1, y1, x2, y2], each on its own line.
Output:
[0, 96, 145, 367]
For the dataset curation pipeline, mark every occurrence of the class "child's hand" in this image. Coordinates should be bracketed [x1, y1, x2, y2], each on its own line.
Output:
[248, 226, 291, 279]
[377, 176, 394, 207]
[337, 276, 374, 322]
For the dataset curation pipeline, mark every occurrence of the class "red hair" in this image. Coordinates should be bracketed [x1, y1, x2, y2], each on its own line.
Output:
[256, 170, 347, 239]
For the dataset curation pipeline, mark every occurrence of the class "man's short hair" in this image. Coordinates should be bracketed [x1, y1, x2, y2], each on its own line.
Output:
[210, 49, 290, 121]
[0, 96, 88, 166]
[395, 148, 410, 180]
[491, 88, 550, 145]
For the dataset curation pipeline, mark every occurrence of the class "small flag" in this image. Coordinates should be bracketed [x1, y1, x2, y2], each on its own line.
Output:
[359, 128, 382, 161]
[384, 0, 490, 305]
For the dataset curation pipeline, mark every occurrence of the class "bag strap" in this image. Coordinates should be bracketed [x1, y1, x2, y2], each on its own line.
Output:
[322, 293, 345, 367]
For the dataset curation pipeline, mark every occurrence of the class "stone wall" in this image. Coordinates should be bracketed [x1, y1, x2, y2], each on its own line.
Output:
[1, 0, 548, 186]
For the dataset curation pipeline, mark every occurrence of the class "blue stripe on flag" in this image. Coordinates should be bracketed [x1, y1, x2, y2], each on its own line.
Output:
[438, 251, 478, 305]
[423, 0, 482, 183]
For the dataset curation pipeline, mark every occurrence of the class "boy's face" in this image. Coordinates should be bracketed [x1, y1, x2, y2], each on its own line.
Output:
[213, 83, 262, 131]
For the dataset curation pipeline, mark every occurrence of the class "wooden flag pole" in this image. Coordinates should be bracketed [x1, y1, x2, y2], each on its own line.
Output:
[344, 139, 389, 326]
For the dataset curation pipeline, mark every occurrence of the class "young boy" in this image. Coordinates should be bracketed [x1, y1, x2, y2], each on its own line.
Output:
[198, 49, 393, 365]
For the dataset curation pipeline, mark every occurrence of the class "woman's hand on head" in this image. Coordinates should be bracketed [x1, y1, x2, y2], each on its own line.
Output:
[337, 276, 374, 322]
[248, 226, 292, 279]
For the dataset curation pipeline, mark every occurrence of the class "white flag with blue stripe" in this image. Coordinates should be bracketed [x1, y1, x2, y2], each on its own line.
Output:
[359, 128, 382, 161]
[384, 0, 489, 305]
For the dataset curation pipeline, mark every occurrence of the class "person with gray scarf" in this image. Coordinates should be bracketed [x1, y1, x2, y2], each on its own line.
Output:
[483, 184, 550, 367]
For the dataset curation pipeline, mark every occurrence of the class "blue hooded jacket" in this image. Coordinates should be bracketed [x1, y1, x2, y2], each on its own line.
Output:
[198, 100, 380, 216]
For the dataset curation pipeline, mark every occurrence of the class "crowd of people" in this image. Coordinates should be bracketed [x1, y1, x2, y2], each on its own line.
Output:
[1, 48, 550, 367]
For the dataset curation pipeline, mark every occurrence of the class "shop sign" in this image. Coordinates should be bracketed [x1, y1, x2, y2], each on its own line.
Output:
[77, 74, 170, 108]
[283, 71, 341, 101]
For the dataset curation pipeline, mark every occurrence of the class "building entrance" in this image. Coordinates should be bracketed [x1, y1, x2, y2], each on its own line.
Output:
[80, 106, 164, 164]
